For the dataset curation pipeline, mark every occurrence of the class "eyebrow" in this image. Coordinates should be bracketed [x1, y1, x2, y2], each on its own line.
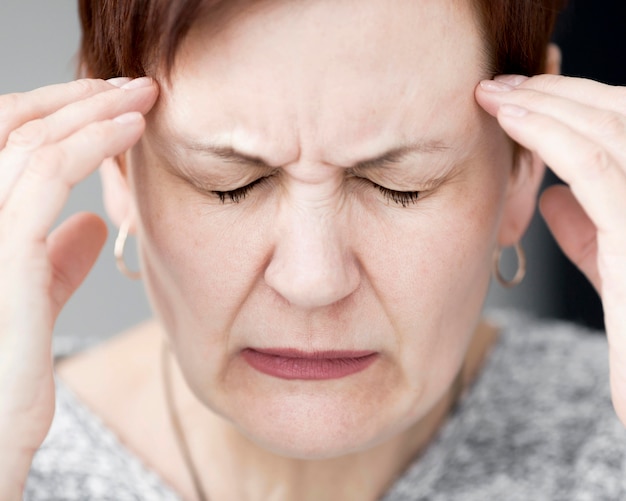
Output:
[352, 142, 451, 171]
[182, 143, 273, 169]
[175, 139, 452, 170]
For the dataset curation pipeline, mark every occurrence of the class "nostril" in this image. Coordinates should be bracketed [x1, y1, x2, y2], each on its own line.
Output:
[264, 249, 360, 309]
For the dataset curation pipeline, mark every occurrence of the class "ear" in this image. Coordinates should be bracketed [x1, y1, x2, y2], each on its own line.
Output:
[497, 148, 546, 247]
[546, 43, 562, 76]
[100, 154, 136, 232]
[496, 43, 561, 246]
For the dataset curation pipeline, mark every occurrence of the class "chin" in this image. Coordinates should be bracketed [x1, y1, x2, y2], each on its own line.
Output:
[238, 402, 393, 459]
[222, 379, 413, 460]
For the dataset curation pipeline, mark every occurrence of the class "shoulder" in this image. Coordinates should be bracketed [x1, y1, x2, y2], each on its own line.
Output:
[25, 322, 180, 500]
[486, 309, 610, 406]
[25, 377, 181, 500]
[385, 311, 626, 501]
[491, 308, 608, 362]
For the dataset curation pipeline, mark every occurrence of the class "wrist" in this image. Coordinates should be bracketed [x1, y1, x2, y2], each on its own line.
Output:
[0, 443, 35, 501]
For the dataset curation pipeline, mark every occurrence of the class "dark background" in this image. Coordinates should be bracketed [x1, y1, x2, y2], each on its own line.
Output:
[547, 0, 626, 330]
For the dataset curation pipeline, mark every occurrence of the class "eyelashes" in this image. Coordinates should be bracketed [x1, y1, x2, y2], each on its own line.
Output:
[375, 185, 420, 207]
[211, 176, 270, 204]
[211, 176, 420, 207]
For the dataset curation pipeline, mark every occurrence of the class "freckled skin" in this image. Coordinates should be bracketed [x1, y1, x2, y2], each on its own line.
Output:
[117, 0, 530, 459]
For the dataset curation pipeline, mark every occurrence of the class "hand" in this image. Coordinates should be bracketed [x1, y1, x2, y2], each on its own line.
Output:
[0, 76, 158, 498]
[476, 74, 626, 423]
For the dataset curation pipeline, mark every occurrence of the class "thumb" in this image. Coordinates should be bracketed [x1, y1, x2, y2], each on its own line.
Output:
[47, 212, 108, 317]
[539, 184, 601, 293]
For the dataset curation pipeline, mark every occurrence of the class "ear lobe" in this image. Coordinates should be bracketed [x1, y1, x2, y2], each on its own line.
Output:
[497, 149, 546, 247]
[100, 155, 136, 231]
[546, 43, 562, 76]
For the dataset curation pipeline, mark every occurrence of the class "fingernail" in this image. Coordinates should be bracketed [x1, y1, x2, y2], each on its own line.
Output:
[121, 77, 154, 90]
[480, 80, 514, 93]
[107, 77, 132, 88]
[500, 104, 529, 118]
[494, 75, 529, 87]
[114, 112, 143, 124]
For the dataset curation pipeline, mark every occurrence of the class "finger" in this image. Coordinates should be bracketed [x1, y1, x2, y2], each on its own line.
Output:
[23, 77, 158, 146]
[477, 74, 626, 116]
[606, 259, 626, 425]
[0, 213, 106, 423]
[610, 353, 626, 428]
[0, 78, 158, 208]
[1, 112, 145, 243]
[0, 77, 131, 149]
[47, 212, 108, 317]
[495, 105, 626, 237]
[476, 85, 626, 165]
[539, 185, 601, 291]
[480, 87, 626, 160]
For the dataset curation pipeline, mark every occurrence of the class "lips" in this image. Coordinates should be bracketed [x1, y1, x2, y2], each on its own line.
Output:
[241, 348, 379, 380]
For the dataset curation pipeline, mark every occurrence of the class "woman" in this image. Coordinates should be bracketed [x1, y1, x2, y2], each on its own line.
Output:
[2, 0, 626, 499]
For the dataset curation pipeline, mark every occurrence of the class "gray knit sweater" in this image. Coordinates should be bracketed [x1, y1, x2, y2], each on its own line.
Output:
[25, 311, 626, 500]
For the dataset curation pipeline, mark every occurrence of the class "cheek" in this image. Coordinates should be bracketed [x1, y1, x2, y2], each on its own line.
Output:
[129, 160, 273, 378]
[364, 170, 505, 308]
[358, 165, 507, 408]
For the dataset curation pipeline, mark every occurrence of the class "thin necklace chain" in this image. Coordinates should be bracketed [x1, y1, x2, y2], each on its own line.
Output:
[161, 340, 209, 501]
[161, 339, 465, 501]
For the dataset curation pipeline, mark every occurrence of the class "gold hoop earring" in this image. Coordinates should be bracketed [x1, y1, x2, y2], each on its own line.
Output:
[114, 219, 141, 280]
[493, 242, 526, 288]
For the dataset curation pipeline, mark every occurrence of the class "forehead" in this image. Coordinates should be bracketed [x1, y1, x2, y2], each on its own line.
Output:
[153, 0, 489, 164]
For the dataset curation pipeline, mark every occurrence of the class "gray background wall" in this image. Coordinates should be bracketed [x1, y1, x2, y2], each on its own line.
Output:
[0, 1, 152, 340]
[0, 0, 560, 341]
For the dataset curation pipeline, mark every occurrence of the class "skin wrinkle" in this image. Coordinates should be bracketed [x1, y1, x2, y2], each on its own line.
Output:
[106, 0, 538, 498]
[148, 120, 467, 201]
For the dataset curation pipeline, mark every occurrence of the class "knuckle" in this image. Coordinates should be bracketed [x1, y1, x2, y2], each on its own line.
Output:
[614, 88, 626, 116]
[83, 121, 111, 147]
[0, 93, 21, 132]
[592, 112, 626, 139]
[66, 78, 108, 98]
[0, 92, 20, 116]
[583, 146, 613, 179]
[6, 119, 48, 149]
[67, 78, 96, 96]
[87, 88, 118, 109]
[521, 74, 562, 92]
[25, 146, 67, 182]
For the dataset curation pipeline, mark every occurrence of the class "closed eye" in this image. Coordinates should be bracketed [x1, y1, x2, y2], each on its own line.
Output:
[210, 174, 421, 207]
[211, 176, 272, 203]
[374, 183, 420, 207]
[350, 172, 422, 207]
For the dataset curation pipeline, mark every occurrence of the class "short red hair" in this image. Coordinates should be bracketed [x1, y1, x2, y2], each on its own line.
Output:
[78, 0, 566, 79]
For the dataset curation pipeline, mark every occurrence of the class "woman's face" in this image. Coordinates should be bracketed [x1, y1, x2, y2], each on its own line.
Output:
[120, 0, 534, 457]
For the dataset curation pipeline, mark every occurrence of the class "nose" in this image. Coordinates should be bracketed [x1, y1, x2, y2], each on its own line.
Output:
[264, 203, 360, 309]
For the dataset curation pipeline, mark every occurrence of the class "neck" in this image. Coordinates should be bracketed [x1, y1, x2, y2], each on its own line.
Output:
[162, 320, 498, 501]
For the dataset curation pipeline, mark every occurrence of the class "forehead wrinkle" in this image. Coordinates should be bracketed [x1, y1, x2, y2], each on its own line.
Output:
[148, 0, 490, 180]
[154, 0, 490, 184]
[284, 0, 485, 157]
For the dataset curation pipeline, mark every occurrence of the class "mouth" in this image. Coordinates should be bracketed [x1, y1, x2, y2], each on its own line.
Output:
[241, 348, 379, 380]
